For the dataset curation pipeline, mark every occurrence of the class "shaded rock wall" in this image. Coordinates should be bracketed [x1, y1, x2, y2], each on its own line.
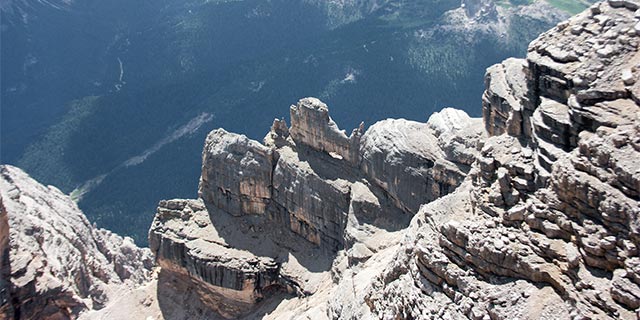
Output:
[148, 199, 293, 318]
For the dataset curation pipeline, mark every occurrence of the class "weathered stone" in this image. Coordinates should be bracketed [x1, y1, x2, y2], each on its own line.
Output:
[12, 2, 640, 319]
[0, 196, 12, 319]
[482, 58, 530, 137]
[428, 107, 485, 166]
[360, 114, 481, 214]
[149, 199, 299, 318]
[0, 165, 153, 320]
[362, 3, 640, 319]
[200, 129, 274, 216]
[272, 146, 351, 249]
[348, 181, 381, 219]
[263, 118, 291, 148]
[359, 119, 441, 213]
[289, 97, 362, 163]
[621, 68, 636, 85]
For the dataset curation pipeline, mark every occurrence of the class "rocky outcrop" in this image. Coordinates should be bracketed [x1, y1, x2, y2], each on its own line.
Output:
[0, 197, 12, 319]
[358, 1, 640, 319]
[483, 57, 531, 136]
[200, 129, 274, 216]
[0, 165, 154, 320]
[289, 97, 363, 164]
[150, 96, 482, 317]
[360, 108, 484, 213]
[193, 98, 481, 252]
[149, 199, 296, 318]
[5, 2, 638, 319]
[155, 2, 636, 319]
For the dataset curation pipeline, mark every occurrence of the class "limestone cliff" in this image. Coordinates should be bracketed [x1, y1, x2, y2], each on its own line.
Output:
[362, 1, 640, 318]
[0, 165, 154, 319]
[2, 1, 639, 319]
[150, 97, 481, 318]
[149, 1, 640, 319]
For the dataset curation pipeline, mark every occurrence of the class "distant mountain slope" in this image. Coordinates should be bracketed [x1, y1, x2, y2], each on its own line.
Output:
[2, 0, 572, 244]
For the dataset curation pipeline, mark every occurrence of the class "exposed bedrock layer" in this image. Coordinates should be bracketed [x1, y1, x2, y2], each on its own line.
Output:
[154, 97, 483, 317]
[3, 1, 639, 319]
[156, 1, 640, 319]
[196, 97, 483, 251]
[365, 1, 640, 319]
[0, 165, 154, 320]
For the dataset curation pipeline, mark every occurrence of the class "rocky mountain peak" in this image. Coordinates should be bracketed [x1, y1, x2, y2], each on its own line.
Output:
[289, 97, 364, 163]
[149, 1, 639, 318]
[2, 1, 639, 319]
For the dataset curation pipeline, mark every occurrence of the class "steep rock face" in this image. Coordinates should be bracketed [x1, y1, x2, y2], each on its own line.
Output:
[358, 1, 640, 319]
[200, 129, 274, 216]
[0, 165, 154, 320]
[150, 98, 481, 318]
[194, 97, 481, 251]
[289, 97, 363, 164]
[93, 2, 640, 318]
[483, 57, 531, 136]
[359, 119, 442, 213]
[11, 2, 640, 320]
[271, 146, 352, 249]
[360, 109, 484, 213]
[148, 199, 296, 318]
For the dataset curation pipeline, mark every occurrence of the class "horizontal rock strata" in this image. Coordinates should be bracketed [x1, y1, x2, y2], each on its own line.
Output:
[149, 199, 297, 318]
[360, 1, 640, 319]
[195, 97, 482, 251]
[152, 97, 483, 317]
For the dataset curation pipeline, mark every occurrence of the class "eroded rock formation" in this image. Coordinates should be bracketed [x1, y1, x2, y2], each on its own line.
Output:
[3, 1, 639, 319]
[0, 165, 154, 320]
[0, 196, 12, 319]
[150, 97, 482, 318]
[151, 1, 640, 319]
[361, 1, 640, 319]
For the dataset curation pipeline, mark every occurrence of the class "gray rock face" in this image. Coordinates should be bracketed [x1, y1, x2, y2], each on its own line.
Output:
[483, 58, 531, 136]
[0, 165, 154, 320]
[271, 146, 352, 249]
[10, 2, 640, 319]
[193, 98, 481, 253]
[359, 119, 442, 213]
[150, 97, 481, 317]
[0, 197, 12, 319]
[149, 199, 298, 318]
[360, 2, 640, 319]
[99, 2, 640, 318]
[360, 109, 484, 214]
[289, 97, 363, 164]
[200, 128, 274, 216]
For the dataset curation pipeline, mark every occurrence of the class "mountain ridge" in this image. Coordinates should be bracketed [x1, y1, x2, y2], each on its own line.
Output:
[1, 0, 638, 318]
